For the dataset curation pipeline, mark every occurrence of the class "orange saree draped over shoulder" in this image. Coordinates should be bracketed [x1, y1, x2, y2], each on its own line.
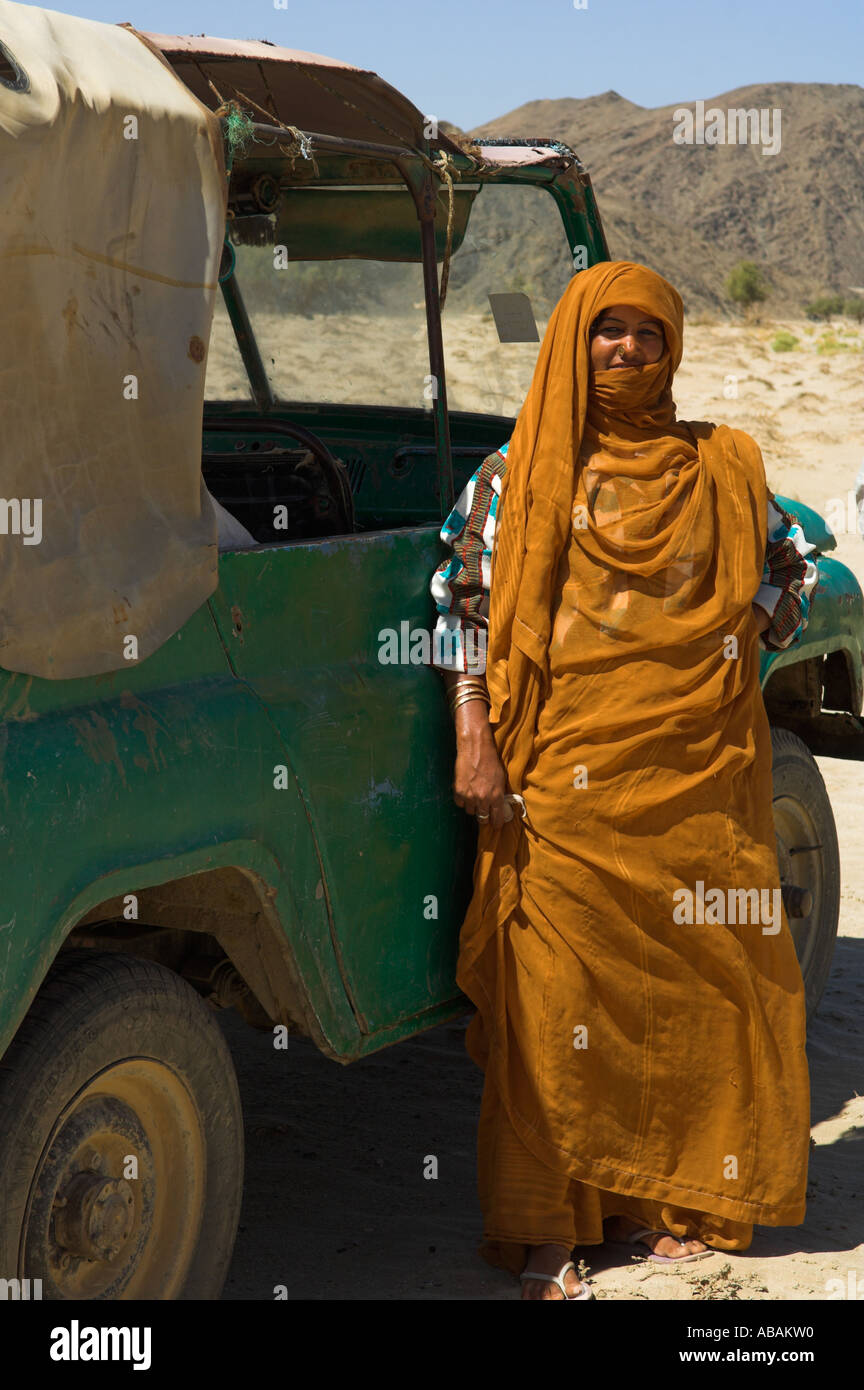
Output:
[456, 261, 811, 1275]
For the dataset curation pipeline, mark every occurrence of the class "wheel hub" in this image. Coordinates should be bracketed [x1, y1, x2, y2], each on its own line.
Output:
[25, 1092, 153, 1297]
[54, 1171, 135, 1263]
[24, 1064, 207, 1300]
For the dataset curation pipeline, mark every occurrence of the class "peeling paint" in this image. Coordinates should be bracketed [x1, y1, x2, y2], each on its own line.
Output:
[68, 712, 127, 785]
[362, 777, 401, 812]
[119, 691, 168, 771]
[0, 674, 35, 722]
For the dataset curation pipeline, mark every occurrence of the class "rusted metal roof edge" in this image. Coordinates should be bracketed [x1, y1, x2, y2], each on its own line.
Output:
[138, 32, 371, 74]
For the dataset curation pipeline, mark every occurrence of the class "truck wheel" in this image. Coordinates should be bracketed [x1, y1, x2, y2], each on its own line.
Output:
[771, 726, 841, 1021]
[0, 950, 243, 1300]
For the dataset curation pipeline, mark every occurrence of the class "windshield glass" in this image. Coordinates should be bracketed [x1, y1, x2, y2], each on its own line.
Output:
[212, 240, 429, 408]
[207, 182, 574, 414]
[440, 183, 574, 416]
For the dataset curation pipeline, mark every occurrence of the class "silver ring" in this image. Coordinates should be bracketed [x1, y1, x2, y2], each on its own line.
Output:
[476, 811, 490, 821]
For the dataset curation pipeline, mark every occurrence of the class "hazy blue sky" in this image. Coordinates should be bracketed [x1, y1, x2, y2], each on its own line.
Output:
[24, 0, 864, 128]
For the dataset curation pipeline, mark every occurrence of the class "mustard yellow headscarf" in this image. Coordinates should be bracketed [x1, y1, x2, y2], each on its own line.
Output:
[484, 260, 762, 792]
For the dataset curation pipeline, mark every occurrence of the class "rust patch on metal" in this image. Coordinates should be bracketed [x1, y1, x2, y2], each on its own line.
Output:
[118, 691, 168, 771]
[0, 674, 35, 723]
[69, 712, 127, 784]
[188, 334, 206, 363]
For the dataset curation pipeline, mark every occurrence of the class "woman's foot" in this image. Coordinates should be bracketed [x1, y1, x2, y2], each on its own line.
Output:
[520, 1242, 588, 1300]
[605, 1214, 709, 1259]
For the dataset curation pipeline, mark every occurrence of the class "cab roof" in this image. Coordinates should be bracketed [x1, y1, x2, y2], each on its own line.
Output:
[139, 31, 463, 155]
[137, 32, 572, 170]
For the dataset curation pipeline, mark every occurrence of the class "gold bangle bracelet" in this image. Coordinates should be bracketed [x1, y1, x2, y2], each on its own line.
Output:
[450, 692, 490, 716]
[452, 695, 488, 717]
[450, 675, 491, 695]
[450, 688, 490, 705]
[450, 686, 489, 704]
[449, 677, 489, 695]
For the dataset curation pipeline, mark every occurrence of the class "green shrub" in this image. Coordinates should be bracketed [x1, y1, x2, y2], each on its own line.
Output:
[804, 293, 846, 320]
[725, 261, 769, 309]
[771, 331, 799, 352]
[815, 331, 850, 354]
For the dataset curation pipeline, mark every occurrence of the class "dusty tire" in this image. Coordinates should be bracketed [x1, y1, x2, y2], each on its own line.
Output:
[0, 950, 244, 1300]
[771, 726, 841, 1021]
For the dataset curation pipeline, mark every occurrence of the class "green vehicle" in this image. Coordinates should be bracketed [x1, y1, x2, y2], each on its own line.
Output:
[0, 13, 860, 1301]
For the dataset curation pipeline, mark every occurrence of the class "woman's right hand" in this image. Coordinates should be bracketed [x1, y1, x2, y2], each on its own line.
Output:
[452, 700, 511, 828]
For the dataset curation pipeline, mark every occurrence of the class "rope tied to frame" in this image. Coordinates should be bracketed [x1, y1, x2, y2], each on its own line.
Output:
[219, 82, 322, 178]
[212, 98, 256, 166]
[277, 123, 320, 177]
[430, 148, 457, 309]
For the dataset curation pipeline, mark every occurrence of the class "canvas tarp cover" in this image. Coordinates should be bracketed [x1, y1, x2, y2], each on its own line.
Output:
[0, 0, 227, 678]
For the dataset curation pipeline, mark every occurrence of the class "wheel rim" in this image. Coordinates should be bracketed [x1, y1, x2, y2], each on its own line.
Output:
[773, 792, 824, 982]
[21, 1058, 206, 1300]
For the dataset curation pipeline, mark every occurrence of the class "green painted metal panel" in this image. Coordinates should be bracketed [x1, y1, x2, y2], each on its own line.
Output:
[0, 598, 358, 1061]
[208, 530, 476, 1032]
[273, 183, 478, 261]
[760, 553, 864, 705]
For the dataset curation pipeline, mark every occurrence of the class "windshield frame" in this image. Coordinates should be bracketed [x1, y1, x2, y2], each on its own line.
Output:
[217, 127, 610, 519]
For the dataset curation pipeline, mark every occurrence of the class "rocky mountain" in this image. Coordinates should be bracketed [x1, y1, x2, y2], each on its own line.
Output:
[454, 83, 864, 315]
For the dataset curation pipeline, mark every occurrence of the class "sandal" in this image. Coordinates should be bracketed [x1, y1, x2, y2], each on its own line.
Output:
[519, 1259, 594, 1299]
[607, 1224, 716, 1266]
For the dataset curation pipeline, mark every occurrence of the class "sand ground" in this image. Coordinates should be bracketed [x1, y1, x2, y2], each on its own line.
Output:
[218, 318, 864, 1300]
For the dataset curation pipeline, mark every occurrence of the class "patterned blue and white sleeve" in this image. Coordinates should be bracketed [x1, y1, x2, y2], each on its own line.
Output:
[429, 445, 509, 674]
[753, 495, 820, 652]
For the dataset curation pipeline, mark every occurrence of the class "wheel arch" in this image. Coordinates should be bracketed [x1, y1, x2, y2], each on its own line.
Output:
[763, 644, 864, 759]
[0, 841, 357, 1067]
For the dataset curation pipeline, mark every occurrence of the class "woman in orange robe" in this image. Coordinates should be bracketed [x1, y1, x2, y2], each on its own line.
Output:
[437, 261, 812, 1300]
